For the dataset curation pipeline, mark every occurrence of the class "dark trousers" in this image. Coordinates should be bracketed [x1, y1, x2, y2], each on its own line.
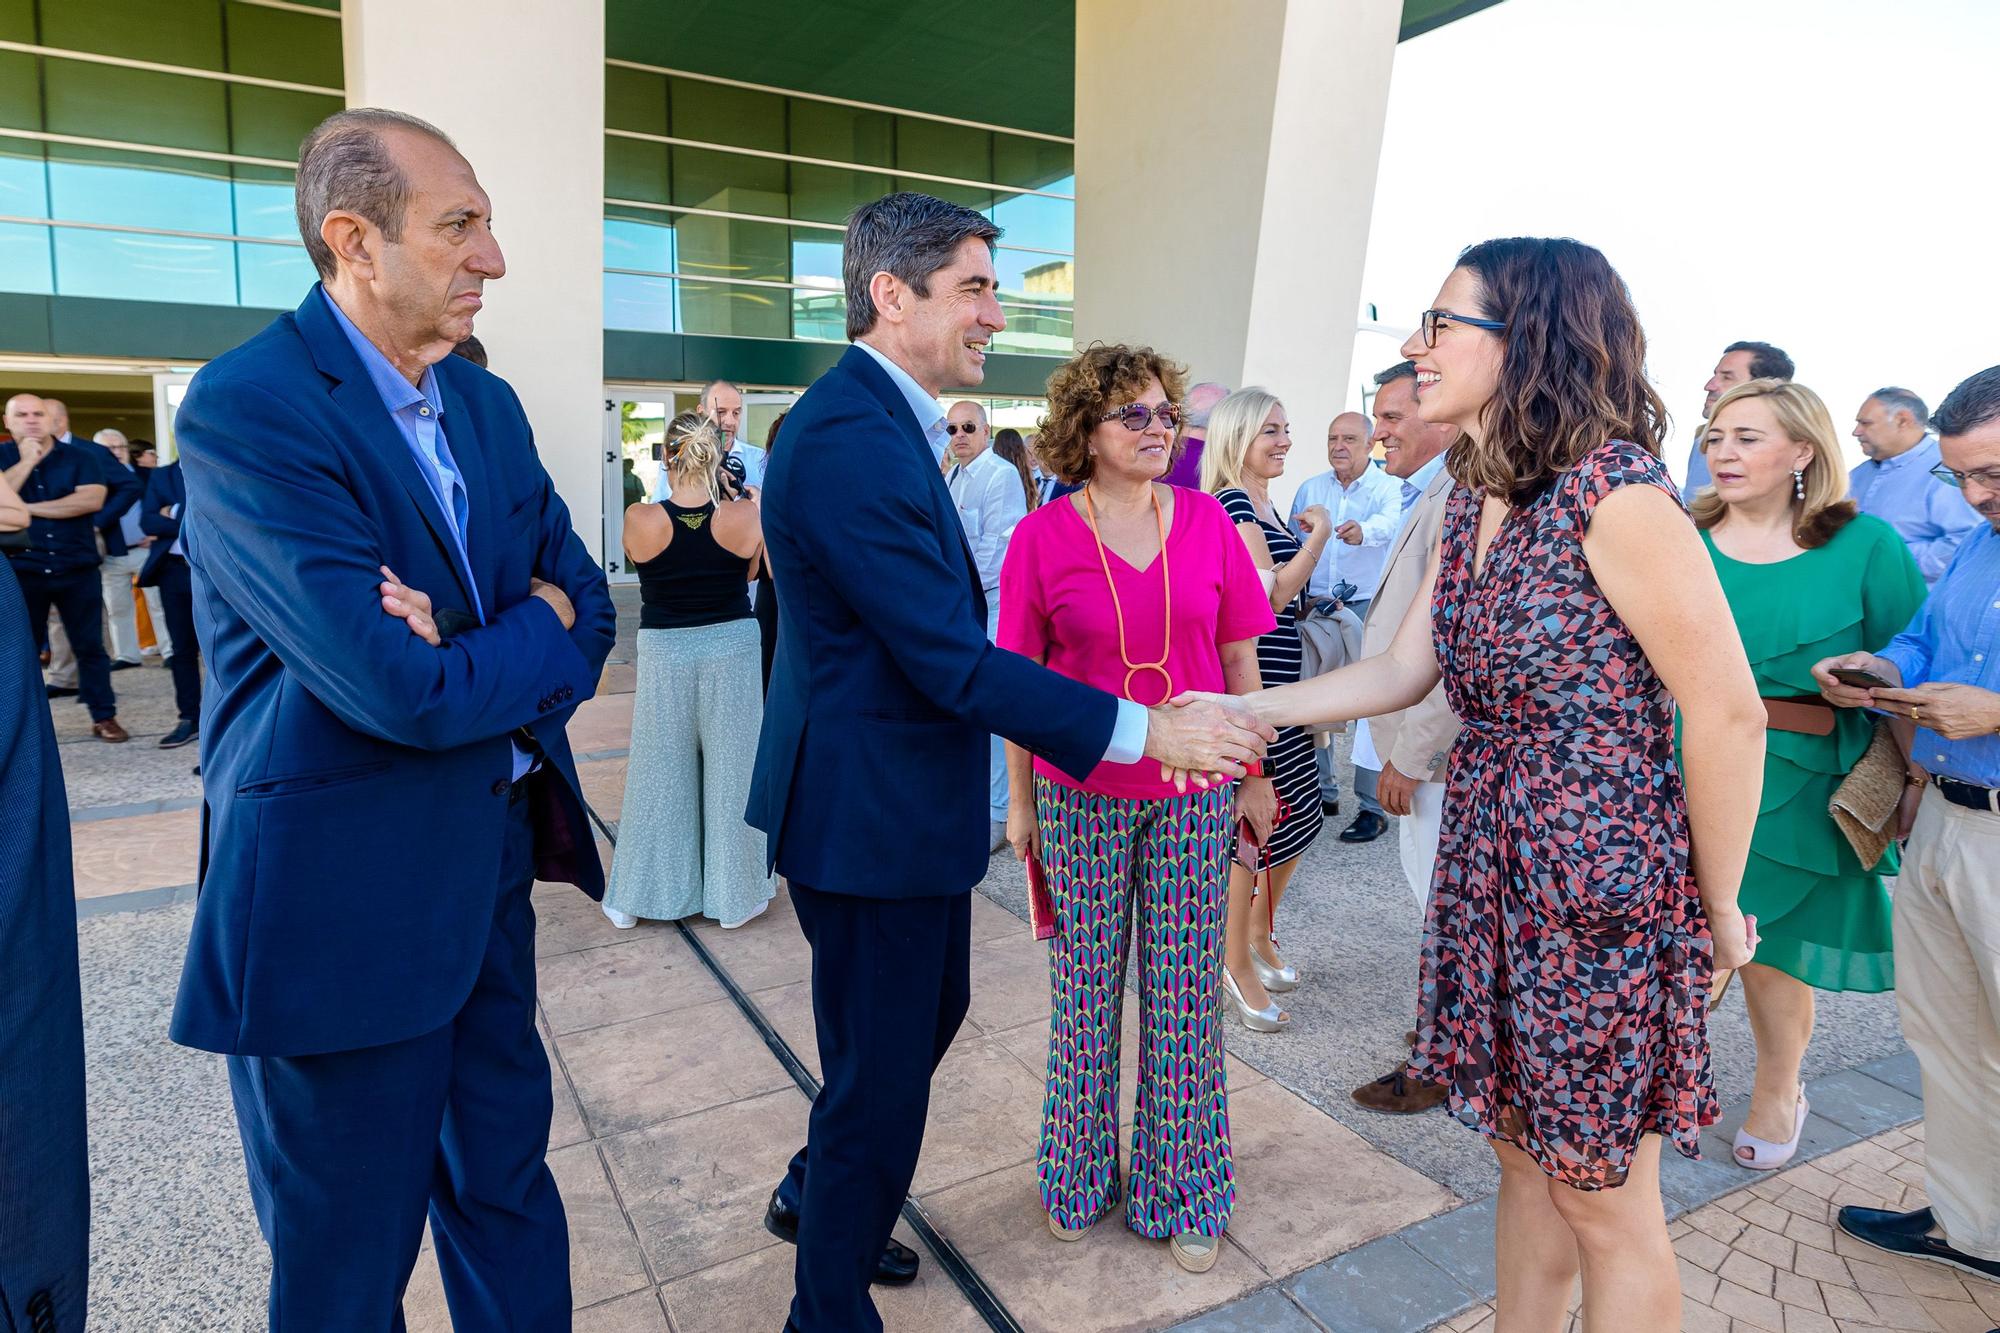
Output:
[156, 555, 201, 721]
[226, 800, 570, 1332]
[778, 884, 971, 1332]
[755, 572, 777, 694]
[14, 567, 113, 722]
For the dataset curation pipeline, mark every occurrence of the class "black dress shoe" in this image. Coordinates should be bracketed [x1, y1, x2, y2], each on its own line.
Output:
[1320, 798, 1341, 817]
[1837, 1205, 2000, 1281]
[159, 719, 198, 749]
[763, 1188, 919, 1286]
[45, 684, 79, 699]
[1339, 810, 1388, 843]
[109, 659, 140, 672]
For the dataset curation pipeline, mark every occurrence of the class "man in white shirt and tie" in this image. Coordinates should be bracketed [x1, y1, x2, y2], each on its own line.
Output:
[943, 400, 1028, 847]
[1290, 411, 1400, 816]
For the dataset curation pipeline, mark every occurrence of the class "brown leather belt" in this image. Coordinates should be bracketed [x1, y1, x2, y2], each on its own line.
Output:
[1764, 696, 1835, 736]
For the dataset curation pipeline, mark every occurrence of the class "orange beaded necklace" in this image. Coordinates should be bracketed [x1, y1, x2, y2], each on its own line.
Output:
[1081, 484, 1174, 706]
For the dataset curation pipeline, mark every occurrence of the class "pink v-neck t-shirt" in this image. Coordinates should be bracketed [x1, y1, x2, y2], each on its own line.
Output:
[998, 487, 1276, 800]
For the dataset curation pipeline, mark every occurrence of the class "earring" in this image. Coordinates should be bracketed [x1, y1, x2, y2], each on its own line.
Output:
[1793, 469, 1806, 501]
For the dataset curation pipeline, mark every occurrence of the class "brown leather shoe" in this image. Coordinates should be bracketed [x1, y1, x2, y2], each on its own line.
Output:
[93, 718, 130, 743]
[1351, 1067, 1447, 1114]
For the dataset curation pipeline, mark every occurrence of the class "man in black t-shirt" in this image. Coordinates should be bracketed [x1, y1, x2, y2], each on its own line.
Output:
[2, 393, 127, 741]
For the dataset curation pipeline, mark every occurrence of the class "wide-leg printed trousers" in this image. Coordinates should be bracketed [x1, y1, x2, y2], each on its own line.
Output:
[1033, 775, 1235, 1238]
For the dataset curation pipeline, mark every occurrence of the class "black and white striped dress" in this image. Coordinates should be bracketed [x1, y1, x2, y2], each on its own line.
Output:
[1217, 488, 1325, 869]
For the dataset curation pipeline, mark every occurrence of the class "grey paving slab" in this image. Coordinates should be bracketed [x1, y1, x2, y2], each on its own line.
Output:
[1287, 1234, 1476, 1333]
[1805, 1065, 1926, 1136]
[1168, 1286, 1325, 1333]
[1394, 1196, 1498, 1303]
[1858, 1048, 1923, 1099]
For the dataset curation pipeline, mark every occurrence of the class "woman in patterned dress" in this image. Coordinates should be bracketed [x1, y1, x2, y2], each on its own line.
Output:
[1200, 387, 1330, 1029]
[1184, 239, 1767, 1330]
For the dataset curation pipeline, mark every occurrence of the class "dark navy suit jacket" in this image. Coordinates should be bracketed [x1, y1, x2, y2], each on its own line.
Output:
[747, 343, 1116, 899]
[169, 287, 615, 1057]
[135, 461, 183, 587]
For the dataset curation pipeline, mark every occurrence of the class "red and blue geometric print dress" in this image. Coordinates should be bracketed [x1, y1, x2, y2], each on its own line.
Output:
[1408, 440, 1717, 1189]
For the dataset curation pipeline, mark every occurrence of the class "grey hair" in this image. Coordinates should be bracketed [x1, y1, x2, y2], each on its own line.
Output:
[699, 379, 740, 406]
[842, 192, 1000, 341]
[1375, 360, 1418, 386]
[1931, 367, 2000, 439]
[93, 428, 129, 448]
[1866, 385, 1929, 428]
[295, 108, 456, 280]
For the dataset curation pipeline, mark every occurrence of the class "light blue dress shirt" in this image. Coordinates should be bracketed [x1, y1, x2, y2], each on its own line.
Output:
[850, 339, 1148, 765]
[323, 291, 535, 778]
[1397, 453, 1448, 522]
[1878, 522, 2000, 786]
[1848, 435, 1983, 584]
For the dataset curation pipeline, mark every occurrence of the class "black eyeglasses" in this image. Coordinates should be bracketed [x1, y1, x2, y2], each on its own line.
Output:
[945, 422, 983, 436]
[1420, 308, 1508, 348]
[1931, 463, 2000, 492]
[1099, 402, 1183, 432]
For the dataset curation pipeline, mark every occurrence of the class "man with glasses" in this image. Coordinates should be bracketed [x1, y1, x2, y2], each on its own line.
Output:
[1850, 385, 1981, 584]
[1685, 340, 1794, 493]
[1813, 364, 2000, 1285]
[943, 400, 1029, 846]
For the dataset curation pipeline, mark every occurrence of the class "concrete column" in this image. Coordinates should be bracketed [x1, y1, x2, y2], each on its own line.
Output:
[1073, 0, 1400, 503]
[343, 0, 607, 562]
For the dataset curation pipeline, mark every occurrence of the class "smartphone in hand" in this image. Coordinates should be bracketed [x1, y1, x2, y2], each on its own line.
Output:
[1831, 667, 1894, 690]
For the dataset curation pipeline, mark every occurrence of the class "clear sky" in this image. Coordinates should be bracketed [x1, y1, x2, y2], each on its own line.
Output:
[1357, 0, 1996, 485]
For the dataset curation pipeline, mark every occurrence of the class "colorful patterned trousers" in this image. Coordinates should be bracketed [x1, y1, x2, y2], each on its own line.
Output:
[1034, 775, 1235, 1238]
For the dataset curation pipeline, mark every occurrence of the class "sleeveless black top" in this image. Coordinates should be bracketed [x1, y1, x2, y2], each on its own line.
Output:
[636, 499, 754, 629]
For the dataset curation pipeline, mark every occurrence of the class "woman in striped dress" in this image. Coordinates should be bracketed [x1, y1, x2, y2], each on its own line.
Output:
[1203, 388, 1330, 1030]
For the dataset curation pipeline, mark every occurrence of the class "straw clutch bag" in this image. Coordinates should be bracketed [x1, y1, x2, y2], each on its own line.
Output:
[1829, 719, 1904, 871]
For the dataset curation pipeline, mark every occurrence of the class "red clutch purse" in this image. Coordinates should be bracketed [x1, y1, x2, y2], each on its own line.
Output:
[1026, 852, 1055, 941]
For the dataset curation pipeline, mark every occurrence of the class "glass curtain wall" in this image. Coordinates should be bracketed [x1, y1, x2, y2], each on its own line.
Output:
[602, 65, 1075, 355]
[0, 0, 338, 308]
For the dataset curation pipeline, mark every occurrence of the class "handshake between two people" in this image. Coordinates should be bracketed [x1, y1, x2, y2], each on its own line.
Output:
[1142, 692, 1278, 794]
[377, 566, 576, 644]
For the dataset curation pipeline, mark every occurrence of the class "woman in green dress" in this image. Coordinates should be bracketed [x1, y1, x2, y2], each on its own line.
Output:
[1691, 378, 1927, 1169]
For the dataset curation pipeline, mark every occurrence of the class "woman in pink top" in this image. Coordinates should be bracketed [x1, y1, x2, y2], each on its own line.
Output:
[999, 345, 1275, 1274]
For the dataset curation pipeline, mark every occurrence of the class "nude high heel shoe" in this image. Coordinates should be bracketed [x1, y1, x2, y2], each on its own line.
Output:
[1221, 967, 1289, 1032]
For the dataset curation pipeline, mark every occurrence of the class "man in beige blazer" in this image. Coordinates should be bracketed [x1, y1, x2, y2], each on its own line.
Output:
[1350, 360, 1462, 1115]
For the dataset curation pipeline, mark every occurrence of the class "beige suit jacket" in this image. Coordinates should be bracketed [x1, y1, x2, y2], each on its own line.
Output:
[1360, 465, 1461, 781]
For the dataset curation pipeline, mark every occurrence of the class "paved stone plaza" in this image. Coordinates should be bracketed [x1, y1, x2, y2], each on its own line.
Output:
[55, 592, 1989, 1331]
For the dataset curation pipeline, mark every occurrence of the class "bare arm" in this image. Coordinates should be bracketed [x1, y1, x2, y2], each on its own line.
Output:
[1, 451, 36, 492]
[1584, 483, 1765, 964]
[1208, 543, 1444, 730]
[0, 473, 26, 530]
[26, 483, 106, 519]
[1235, 519, 1323, 612]
[621, 501, 670, 565]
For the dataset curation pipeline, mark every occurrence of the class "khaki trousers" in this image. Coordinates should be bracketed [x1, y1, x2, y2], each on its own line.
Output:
[1896, 785, 2000, 1261]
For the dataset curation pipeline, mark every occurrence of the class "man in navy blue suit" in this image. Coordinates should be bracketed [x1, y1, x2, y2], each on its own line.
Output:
[170, 108, 614, 1329]
[749, 191, 1272, 1332]
[135, 459, 199, 748]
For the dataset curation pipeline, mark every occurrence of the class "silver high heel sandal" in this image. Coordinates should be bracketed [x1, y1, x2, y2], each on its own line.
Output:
[1221, 967, 1289, 1032]
[1251, 945, 1299, 993]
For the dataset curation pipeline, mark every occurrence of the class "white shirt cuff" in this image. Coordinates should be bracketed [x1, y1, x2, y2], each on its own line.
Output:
[1103, 698, 1149, 765]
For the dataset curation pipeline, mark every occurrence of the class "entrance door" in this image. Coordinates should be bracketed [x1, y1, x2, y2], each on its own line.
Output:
[152, 371, 195, 462]
[740, 390, 799, 459]
[602, 392, 679, 583]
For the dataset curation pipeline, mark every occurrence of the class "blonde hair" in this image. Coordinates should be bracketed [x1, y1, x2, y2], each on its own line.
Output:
[1200, 387, 1283, 494]
[1691, 378, 1856, 548]
[662, 409, 726, 499]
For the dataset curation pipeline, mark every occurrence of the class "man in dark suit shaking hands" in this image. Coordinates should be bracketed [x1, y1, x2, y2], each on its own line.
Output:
[169, 109, 614, 1328]
[749, 192, 1273, 1331]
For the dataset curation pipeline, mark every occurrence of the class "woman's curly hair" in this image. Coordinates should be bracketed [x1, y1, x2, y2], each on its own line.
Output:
[1036, 343, 1188, 486]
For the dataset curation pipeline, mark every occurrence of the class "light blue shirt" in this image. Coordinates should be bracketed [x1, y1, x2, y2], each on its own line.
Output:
[323, 290, 535, 779]
[1289, 464, 1401, 601]
[1848, 435, 1983, 584]
[1396, 453, 1449, 529]
[1685, 435, 1711, 494]
[1879, 522, 2000, 787]
[851, 339, 1147, 766]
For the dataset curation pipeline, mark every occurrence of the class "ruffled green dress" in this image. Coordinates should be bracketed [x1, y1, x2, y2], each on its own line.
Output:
[1696, 514, 1926, 992]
